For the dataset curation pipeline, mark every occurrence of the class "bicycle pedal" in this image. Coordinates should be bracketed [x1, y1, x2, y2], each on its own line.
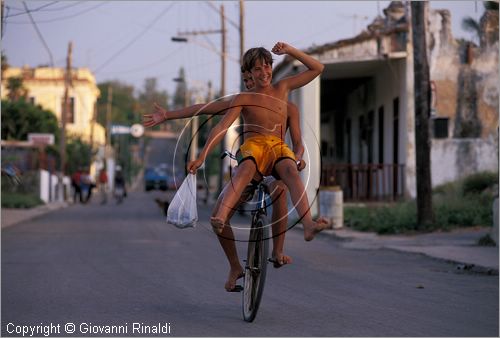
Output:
[229, 285, 243, 292]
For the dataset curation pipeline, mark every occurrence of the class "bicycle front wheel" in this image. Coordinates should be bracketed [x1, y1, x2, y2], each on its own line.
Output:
[242, 212, 270, 322]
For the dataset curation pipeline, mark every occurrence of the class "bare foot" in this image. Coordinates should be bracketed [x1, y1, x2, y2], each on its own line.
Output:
[224, 267, 245, 292]
[210, 217, 225, 235]
[269, 252, 293, 268]
[304, 217, 331, 241]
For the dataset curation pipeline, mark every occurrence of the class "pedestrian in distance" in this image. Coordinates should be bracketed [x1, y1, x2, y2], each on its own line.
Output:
[98, 167, 108, 205]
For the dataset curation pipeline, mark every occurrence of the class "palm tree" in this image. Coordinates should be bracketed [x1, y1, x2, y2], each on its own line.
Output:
[461, 1, 499, 42]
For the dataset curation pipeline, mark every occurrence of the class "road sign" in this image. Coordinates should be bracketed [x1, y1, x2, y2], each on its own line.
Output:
[130, 124, 144, 138]
[28, 133, 55, 145]
[111, 125, 131, 135]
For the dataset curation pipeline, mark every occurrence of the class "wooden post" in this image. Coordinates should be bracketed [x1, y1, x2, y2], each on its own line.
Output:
[58, 41, 72, 201]
[411, 2, 434, 227]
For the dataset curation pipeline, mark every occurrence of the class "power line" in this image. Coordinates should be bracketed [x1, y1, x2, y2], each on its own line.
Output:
[6, 2, 106, 24]
[93, 2, 176, 74]
[98, 46, 184, 76]
[6, 1, 58, 13]
[22, 1, 54, 67]
[5, 1, 60, 18]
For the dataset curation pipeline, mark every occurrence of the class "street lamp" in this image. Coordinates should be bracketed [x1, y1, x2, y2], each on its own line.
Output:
[171, 37, 188, 43]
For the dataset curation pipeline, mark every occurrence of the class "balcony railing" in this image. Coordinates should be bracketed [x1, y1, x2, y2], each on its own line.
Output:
[321, 163, 406, 201]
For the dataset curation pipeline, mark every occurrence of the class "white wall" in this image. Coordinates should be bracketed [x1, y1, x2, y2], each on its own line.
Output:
[292, 77, 322, 216]
[431, 137, 499, 187]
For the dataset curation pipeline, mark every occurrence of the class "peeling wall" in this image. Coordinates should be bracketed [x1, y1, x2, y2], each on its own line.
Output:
[427, 9, 499, 139]
[431, 136, 498, 186]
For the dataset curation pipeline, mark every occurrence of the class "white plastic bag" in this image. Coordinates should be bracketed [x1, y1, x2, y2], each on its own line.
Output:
[166, 174, 198, 228]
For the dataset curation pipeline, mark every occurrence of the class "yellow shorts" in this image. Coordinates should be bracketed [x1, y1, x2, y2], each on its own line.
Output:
[238, 135, 296, 178]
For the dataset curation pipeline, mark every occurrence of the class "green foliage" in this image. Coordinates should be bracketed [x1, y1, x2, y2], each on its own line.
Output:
[345, 171, 497, 234]
[138, 77, 169, 117]
[66, 136, 93, 174]
[462, 171, 498, 195]
[2, 170, 43, 209]
[97, 81, 138, 127]
[1, 99, 60, 142]
[1, 192, 44, 208]
[345, 202, 418, 235]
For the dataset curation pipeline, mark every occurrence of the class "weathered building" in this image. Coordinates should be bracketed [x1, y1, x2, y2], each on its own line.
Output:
[1, 66, 105, 148]
[274, 1, 498, 211]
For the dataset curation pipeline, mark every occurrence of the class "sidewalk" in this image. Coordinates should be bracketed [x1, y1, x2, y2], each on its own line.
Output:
[1, 201, 69, 229]
[322, 226, 499, 272]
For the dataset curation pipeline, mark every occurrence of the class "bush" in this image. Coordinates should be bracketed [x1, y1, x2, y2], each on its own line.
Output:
[1, 192, 43, 208]
[462, 171, 498, 196]
[344, 202, 418, 235]
[345, 172, 496, 234]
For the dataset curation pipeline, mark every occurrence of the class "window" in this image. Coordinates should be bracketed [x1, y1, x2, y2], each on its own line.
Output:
[433, 117, 449, 139]
[29, 97, 36, 105]
[378, 106, 384, 163]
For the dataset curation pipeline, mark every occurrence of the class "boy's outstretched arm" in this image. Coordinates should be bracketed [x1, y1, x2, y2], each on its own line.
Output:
[187, 102, 242, 173]
[143, 100, 232, 128]
[272, 41, 324, 91]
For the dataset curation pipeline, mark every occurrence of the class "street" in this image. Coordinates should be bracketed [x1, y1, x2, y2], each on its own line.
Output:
[2, 191, 498, 337]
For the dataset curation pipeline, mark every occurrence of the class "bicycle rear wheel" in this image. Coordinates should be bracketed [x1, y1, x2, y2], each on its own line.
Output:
[242, 212, 269, 322]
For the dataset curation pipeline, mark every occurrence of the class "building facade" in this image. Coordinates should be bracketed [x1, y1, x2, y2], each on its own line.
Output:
[273, 1, 498, 210]
[1, 66, 105, 148]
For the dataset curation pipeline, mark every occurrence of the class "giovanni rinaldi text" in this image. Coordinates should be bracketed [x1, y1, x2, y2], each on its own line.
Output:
[6, 322, 172, 336]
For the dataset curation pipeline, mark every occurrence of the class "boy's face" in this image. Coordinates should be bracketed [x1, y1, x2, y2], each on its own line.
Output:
[250, 58, 272, 88]
[242, 71, 255, 91]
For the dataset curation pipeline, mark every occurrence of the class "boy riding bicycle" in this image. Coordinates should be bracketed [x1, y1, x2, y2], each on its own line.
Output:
[187, 42, 330, 291]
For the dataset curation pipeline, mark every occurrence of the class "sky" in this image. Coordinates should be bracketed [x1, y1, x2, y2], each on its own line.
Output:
[2, 1, 485, 103]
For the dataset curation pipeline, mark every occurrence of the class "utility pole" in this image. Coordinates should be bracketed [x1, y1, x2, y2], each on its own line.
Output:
[106, 85, 113, 148]
[105, 85, 113, 187]
[1, 0, 5, 38]
[220, 4, 226, 98]
[411, 1, 434, 227]
[59, 41, 72, 201]
[239, 0, 245, 90]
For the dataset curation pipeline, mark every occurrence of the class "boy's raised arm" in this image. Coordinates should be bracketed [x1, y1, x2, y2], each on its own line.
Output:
[272, 41, 324, 91]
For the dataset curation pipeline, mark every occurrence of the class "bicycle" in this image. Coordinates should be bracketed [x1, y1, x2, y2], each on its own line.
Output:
[221, 150, 270, 322]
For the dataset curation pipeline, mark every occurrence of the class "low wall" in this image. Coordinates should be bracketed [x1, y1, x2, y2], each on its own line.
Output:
[39, 170, 71, 203]
[431, 136, 498, 187]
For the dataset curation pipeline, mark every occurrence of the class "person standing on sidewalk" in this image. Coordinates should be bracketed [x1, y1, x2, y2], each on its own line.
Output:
[71, 169, 82, 203]
[98, 168, 108, 205]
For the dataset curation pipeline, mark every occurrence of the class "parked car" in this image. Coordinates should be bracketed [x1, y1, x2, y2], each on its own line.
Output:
[144, 167, 168, 191]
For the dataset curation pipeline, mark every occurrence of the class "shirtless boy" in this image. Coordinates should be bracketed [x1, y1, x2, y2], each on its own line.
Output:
[144, 70, 303, 283]
[187, 42, 330, 290]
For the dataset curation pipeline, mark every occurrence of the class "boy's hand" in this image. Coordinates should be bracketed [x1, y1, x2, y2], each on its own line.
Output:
[187, 158, 204, 174]
[272, 42, 293, 55]
[297, 159, 306, 171]
[142, 102, 167, 127]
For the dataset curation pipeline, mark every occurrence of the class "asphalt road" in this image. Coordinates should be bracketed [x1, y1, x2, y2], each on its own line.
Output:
[2, 191, 498, 337]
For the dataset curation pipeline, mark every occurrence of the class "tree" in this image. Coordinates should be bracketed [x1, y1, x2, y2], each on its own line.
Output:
[1, 99, 59, 141]
[411, 1, 434, 228]
[461, 1, 499, 43]
[138, 77, 169, 115]
[173, 67, 187, 109]
[6, 77, 28, 102]
[66, 136, 92, 175]
[96, 80, 138, 127]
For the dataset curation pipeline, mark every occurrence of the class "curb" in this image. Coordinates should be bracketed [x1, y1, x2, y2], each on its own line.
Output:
[1, 202, 69, 229]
